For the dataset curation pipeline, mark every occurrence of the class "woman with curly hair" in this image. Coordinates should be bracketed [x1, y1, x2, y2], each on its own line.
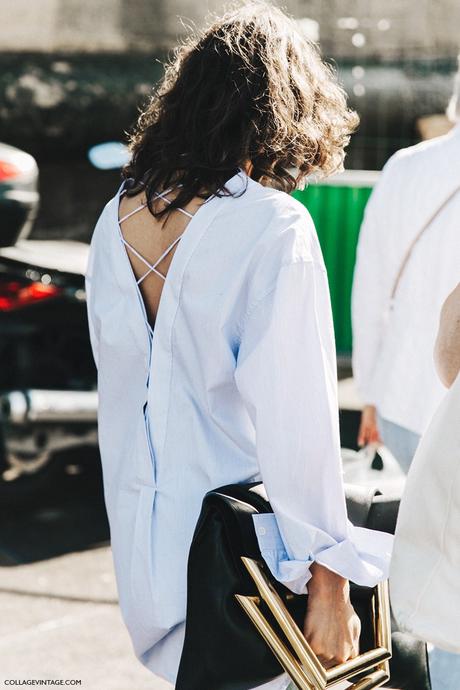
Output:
[85, 3, 391, 688]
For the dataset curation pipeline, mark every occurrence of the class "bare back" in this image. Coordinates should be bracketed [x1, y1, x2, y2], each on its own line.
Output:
[118, 188, 205, 328]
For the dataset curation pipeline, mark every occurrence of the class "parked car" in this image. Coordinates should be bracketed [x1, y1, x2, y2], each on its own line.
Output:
[0, 143, 98, 503]
[0, 142, 39, 247]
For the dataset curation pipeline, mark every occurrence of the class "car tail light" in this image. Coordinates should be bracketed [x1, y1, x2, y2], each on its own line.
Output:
[0, 161, 22, 182]
[0, 278, 63, 311]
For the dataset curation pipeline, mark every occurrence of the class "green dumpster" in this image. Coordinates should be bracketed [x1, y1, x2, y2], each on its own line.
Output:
[293, 170, 379, 355]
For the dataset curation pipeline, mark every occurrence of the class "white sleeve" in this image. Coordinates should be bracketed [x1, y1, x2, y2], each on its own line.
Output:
[351, 161, 398, 405]
[235, 260, 392, 595]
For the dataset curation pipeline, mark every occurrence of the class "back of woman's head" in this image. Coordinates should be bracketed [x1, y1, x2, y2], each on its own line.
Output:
[125, 1, 358, 216]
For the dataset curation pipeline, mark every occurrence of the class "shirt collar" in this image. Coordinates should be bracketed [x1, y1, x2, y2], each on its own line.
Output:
[221, 169, 251, 196]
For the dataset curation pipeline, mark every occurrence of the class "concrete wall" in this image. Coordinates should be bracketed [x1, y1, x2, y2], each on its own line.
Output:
[1, 0, 458, 241]
[1, 0, 213, 53]
[1, 0, 459, 59]
[295, 0, 460, 60]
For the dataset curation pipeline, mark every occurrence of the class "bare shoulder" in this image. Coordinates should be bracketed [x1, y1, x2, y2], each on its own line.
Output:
[434, 283, 460, 388]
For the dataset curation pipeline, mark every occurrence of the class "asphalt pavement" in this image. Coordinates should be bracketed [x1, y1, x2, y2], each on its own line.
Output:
[0, 456, 170, 690]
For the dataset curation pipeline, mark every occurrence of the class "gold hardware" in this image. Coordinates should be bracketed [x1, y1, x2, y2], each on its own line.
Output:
[235, 557, 392, 690]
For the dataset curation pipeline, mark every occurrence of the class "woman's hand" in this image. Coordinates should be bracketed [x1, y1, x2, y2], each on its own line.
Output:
[357, 404, 381, 447]
[304, 563, 361, 668]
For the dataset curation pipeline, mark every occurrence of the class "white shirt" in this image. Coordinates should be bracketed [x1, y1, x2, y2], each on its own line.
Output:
[85, 170, 391, 688]
[352, 125, 460, 435]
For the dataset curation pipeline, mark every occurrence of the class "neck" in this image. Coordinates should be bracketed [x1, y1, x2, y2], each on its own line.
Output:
[242, 160, 254, 177]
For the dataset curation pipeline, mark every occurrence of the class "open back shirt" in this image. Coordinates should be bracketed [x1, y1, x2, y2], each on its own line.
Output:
[85, 170, 392, 688]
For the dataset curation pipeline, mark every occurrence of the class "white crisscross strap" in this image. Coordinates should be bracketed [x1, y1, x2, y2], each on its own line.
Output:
[118, 186, 193, 284]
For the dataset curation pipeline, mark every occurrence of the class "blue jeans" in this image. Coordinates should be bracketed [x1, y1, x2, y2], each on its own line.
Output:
[377, 413, 460, 690]
[376, 413, 421, 474]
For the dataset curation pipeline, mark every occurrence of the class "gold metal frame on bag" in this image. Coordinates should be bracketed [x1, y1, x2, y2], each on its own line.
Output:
[235, 557, 392, 690]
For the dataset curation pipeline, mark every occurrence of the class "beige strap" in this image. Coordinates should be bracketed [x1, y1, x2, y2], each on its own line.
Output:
[390, 184, 460, 303]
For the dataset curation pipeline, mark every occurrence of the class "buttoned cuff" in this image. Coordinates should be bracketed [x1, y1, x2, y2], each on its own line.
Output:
[252, 513, 393, 595]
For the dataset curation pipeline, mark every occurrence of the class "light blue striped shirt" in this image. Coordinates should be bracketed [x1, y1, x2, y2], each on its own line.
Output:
[85, 170, 391, 688]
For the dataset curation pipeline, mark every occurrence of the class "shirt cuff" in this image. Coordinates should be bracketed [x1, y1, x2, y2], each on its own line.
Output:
[252, 513, 393, 595]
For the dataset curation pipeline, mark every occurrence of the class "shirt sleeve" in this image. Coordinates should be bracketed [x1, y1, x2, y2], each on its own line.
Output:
[234, 260, 393, 595]
[351, 159, 399, 405]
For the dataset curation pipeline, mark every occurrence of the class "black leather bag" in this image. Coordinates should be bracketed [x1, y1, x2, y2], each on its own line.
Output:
[176, 482, 431, 690]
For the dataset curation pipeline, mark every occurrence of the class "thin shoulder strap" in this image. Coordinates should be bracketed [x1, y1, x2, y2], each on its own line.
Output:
[118, 187, 175, 224]
[117, 182, 210, 286]
[154, 188, 193, 218]
[119, 202, 147, 224]
[136, 233, 184, 285]
[390, 183, 460, 303]
[117, 185, 194, 284]
[119, 186, 194, 223]
[118, 232, 167, 282]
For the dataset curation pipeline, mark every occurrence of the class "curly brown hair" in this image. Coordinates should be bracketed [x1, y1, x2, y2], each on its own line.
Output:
[124, 1, 358, 217]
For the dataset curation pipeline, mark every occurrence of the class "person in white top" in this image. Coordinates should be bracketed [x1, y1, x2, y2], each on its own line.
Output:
[85, 4, 392, 689]
[390, 281, 460, 690]
[352, 68, 460, 472]
[429, 282, 460, 689]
